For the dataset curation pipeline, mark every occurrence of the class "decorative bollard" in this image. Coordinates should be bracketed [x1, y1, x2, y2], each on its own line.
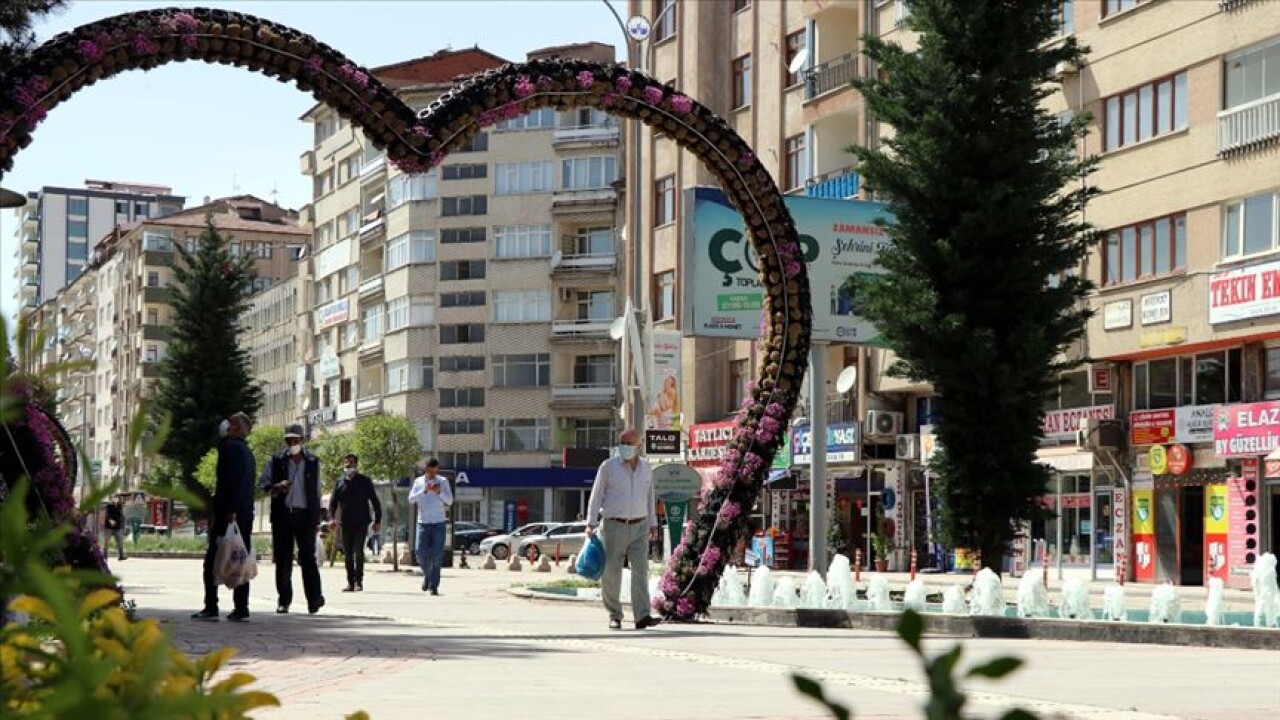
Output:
[566, 554, 577, 574]
[481, 554, 497, 570]
[459, 548, 470, 569]
[854, 548, 862, 583]
[909, 548, 918, 581]
[535, 555, 551, 573]
[508, 556, 523, 572]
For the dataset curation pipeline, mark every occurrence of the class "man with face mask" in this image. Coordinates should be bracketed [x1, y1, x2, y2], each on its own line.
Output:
[328, 454, 382, 592]
[193, 412, 256, 621]
[259, 424, 325, 614]
[585, 429, 661, 630]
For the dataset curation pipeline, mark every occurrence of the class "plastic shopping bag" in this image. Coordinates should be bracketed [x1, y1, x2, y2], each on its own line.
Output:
[215, 523, 250, 589]
[576, 534, 605, 581]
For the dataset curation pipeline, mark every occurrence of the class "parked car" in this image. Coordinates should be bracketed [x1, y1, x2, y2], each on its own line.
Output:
[516, 522, 590, 562]
[479, 522, 558, 560]
[454, 521, 500, 554]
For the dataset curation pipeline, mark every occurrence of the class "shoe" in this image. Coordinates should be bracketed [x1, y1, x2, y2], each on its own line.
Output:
[308, 599, 325, 614]
[430, 589, 439, 596]
[608, 618, 622, 630]
[355, 583, 363, 592]
[191, 608, 219, 621]
[276, 605, 289, 614]
[342, 585, 354, 592]
[422, 581, 429, 592]
[226, 609, 249, 622]
[635, 615, 663, 630]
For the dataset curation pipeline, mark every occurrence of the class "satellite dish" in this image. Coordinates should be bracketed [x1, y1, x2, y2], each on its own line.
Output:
[550, 250, 562, 269]
[787, 48, 809, 76]
[835, 366, 858, 394]
[609, 316, 627, 341]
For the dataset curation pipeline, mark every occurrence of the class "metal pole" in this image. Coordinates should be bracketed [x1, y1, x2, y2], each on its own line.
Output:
[1089, 464, 1097, 582]
[808, 343, 828, 577]
[1056, 473, 1064, 581]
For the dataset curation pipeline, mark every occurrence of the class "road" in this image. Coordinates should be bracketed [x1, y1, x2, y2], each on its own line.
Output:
[115, 558, 1279, 720]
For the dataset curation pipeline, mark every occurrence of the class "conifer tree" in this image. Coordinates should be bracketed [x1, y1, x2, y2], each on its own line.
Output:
[851, 0, 1096, 570]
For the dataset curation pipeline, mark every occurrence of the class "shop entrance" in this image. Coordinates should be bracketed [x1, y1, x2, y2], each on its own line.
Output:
[1178, 486, 1205, 587]
[1269, 485, 1280, 556]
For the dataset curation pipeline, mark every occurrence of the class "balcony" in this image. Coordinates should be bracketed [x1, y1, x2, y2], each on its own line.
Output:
[141, 363, 162, 379]
[550, 382, 617, 408]
[805, 166, 860, 200]
[142, 324, 169, 342]
[358, 276, 384, 298]
[21, 235, 37, 253]
[142, 286, 169, 304]
[551, 318, 613, 341]
[551, 187, 618, 215]
[359, 337, 383, 358]
[553, 122, 620, 149]
[20, 281, 37, 298]
[299, 150, 315, 175]
[359, 216, 385, 241]
[355, 396, 382, 417]
[141, 249, 172, 267]
[360, 156, 386, 182]
[552, 243, 617, 275]
[21, 256, 37, 274]
[805, 53, 859, 102]
[1218, 94, 1280, 155]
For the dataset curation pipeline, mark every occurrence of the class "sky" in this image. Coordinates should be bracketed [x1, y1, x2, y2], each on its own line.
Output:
[0, 0, 627, 321]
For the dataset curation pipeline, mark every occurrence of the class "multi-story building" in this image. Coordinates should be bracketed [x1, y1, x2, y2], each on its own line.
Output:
[299, 44, 621, 528]
[243, 268, 307, 431]
[626, 0, 1280, 584]
[11, 180, 184, 310]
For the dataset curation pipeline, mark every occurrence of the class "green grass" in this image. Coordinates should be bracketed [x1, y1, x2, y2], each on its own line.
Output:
[125, 534, 273, 556]
[528, 578, 601, 591]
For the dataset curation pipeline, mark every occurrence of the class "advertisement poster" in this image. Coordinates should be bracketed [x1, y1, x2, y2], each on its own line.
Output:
[645, 330, 683, 431]
[1132, 485, 1156, 583]
[1205, 483, 1229, 583]
[1227, 460, 1257, 589]
[1213, 401, 1280, 457]
[681, 186, 893, 343]
[1129, 409, 1175, 446]
[791, 421, 861, 465]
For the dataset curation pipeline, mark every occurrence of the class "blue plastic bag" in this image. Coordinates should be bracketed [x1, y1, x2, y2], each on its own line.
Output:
[576, 534, 605, 581]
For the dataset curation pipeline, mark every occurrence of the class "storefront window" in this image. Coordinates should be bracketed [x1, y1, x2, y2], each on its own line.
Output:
[1137, 350, 1242, 408]
[1195, 353, 1226, 404]
[1031, 473, 1093, 566]
[1267, 346, 1280, 400]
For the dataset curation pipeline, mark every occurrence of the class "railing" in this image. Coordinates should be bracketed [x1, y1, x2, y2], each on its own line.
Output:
[551, 318, 613, 337]
[554, 122, 620, 144]
[142, 324, 169, 342]
[358, 276, 383, 297]
[1218, 93, 1280, 155]
[551, 382, 617, 404]
[552, 187, 618, 208]
[355, 396, 382, 416]
[805, 166, 860, 200]
[805, 53, 859, 101]
[552, 243, 617, 272]
[359, 215, 385, 238]
[359, 155, 385, 178]
[142, 286, 168, 304]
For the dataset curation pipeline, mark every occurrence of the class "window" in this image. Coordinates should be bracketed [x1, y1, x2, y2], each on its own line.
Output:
[1265, 346, 1280, 399]
[458, 132, 489, 152]
[442, 163, 487, 180]
[441, 227, 486, 244]
[1046, 370, 1112, 411]
[1222, 191, 1279, 258]
[654, 175, 676, 226]
[134, 202, 149, 218]
[337, 207, 361, 237]
[574, 227, 613, 256]
[733, 0, 750, 10]
[386, 296, 435, 331]
[115, 200, 128, 216]
[783, 30, 808, 87]
[440, 387, 485, 408]
[494, 224, 553, 258]
[1054, 0, 1074, 36]
[571, 418, 615, 449]
[440, 260, 486, 281]
[440, 420, 485, 435]
[442, 195, 488, 216]
[145, 345, 159, 363]
[229, 241, 241, 258]
[573, 355, 615, 385]
[146, 308, 159, 325]
[1225, 39, 1280, 110]
[440, 355, 485, 372]
[729, 359, 750, 411]
[493, 418, 550, 452]
[361, 304, 384, 342]
[1133, 351, 1242, 409]
[495, 107, 556, 131]
[492, 354, 551, 387]
[146, 272, 160, 287]
[67, 220, 88, 238]
[493, 290, 551, 323]
[438, 451, 485, 468]
[784, 134, 806, 191]
[1102, 213, 1186, 285]
[387, 171, 439, 209]
[67, 196, 88, 216]
[1104, 71, 1187, 151]
[654, 0, 676, 42]
[67, 242, 87, 261]
[732, 55, 752, 109]
[654, 271, 675, 320]
[575, 290, 615, 320]
[386, 358, 434, 393]
[385, 231, 436, 271]
[560, 156, 617, 191]
[360, 141, 383, 169]
[441, 323, 486, 344]
[1103, 0, 1153, 17]
[496, 160, 554, 194]
[560, 107, 612, 130]
[440, 290, 486, 308]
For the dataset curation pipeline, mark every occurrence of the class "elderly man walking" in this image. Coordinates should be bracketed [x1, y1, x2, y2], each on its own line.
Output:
[585, 429, 662, 631]
[260, 424, 325, 614]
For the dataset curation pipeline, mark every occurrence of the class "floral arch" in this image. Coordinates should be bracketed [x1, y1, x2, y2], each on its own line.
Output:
[0, 7, 812, 619]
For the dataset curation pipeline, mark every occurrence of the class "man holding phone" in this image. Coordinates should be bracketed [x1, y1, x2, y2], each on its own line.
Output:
[408, 458, 452, 595]
[260, 424, 325, 614]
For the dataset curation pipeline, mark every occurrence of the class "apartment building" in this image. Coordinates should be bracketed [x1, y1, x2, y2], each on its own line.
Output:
[243, 269, 307, 431]
[12, 180, 184, 311]
[299, 44, 621, 528]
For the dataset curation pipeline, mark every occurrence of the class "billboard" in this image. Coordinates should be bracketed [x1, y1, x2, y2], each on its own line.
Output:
[680, 186, 892, 343]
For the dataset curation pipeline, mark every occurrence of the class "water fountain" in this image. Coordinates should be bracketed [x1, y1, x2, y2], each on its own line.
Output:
[1204, 577, 1225, 627]
[902, 578, 927, 612]
[1102, 584, 1127, 621]
[772, 576, 799, 608]
[866, 575, 892, 612]
[1058, 578, 1091, 620]
[825, 555, 859, 611]
[1251, 552, 1280, 628]
[747, 566, 774, 607]
[712, 568, 747, 607]
[1149, 583, 1182, 624]
[801, 571, 828, 609]
[941, 585, 968, 614]
[969, 568, 1005, 616]
[619, 568, 632, 603]
[1016, 572, 1051, 618]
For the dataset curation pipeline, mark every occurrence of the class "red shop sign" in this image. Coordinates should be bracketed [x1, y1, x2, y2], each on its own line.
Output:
[1129, 409, 1175, 446]
[1166, 443, 1192, 475]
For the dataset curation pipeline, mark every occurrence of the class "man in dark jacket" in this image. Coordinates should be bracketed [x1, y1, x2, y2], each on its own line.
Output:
[193, 412, 256, 622]
[104, 499, 126, 561]
[328, 454, 382, 592]
[259, 423, 325, 614]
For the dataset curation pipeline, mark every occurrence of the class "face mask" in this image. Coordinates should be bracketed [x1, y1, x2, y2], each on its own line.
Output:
[618, 445, 638, 461]
[344, 467, 356, 477]
[218, 419, 230, 437]
[288, 444, 303, 456]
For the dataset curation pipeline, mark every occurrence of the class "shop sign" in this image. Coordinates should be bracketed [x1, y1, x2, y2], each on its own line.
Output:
[1148, 445, 1168, 475]
[1102, 299, 1132, 330]
[1208, 257, 1280, 324]
[652, 463, 702, 502]
[1166, 443, 1191, 475]
[1212, 401, 1280, 457]
[315, 298, 350, 331]
[1140, 290, 1172, 325]
[1132, 485, 1156, 583]
[1042, 404, 1114, 441]
[685, 420, 737, 464]
[1089, 365, 1112, 393]
[1129, 409, 1175, 446]
[1139, 325, 1187, 348]
[791, 421, 861, 465]
[1113, 487, 1127, 582]
[1205, 483, 1229, 583]
[1227, 460, 1258, 588]
[645, 429, 682, 456]
[1175, 404, 1215, 444]
[317, 351, 340, 380]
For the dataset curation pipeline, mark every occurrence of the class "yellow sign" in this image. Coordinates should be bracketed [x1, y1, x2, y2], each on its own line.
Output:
[1205, 483, 1229, 534]
[1133, 489, 1154, 535]
[1148, 446, 1168, 475]
[1139, 326, 1187, 348]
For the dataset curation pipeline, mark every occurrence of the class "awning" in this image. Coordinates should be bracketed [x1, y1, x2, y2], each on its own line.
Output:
[1035, 448, 1093, 473]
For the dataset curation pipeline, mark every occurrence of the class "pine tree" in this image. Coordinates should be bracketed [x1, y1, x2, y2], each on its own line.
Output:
[851, 0, 1096, 570]
[152, 217, 262, 510]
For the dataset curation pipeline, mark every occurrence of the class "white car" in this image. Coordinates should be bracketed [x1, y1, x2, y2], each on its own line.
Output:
[478, 522, 557, 560]
[516, 522, 590, 562]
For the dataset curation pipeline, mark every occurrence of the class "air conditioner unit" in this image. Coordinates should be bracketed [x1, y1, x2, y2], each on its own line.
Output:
[866, 410, 903, 436]
[1076, 417, 1124, 450]
[895, 434, 920, 461]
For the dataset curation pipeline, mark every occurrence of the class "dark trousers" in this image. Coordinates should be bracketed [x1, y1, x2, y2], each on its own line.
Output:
[202, 516, 252, 613]
[272, 508, 323, 608]
[341, 523, 369, 586]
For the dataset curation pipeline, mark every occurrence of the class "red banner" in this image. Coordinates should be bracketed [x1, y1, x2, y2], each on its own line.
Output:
[1129, 409, 1175, 446]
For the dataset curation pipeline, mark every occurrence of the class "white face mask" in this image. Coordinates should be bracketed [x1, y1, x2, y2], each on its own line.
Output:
[218, 419, 230, 437]
[344, 467, 356, 477]
[288, 444, 303, 456]
[618, 445, 638, 461]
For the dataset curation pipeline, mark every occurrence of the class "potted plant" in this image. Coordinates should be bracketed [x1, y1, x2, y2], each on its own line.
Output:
[871, 532, 894, 572]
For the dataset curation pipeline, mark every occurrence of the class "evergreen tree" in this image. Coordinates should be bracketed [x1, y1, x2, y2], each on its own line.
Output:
[850, 0, 1096, 570]
[152, 218, 262, 510]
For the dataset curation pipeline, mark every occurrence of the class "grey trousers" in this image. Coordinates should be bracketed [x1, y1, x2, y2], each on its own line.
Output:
[600, 518, 651, 621]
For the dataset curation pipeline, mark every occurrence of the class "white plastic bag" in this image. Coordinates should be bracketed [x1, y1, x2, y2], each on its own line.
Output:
[215, 523, 251, 589]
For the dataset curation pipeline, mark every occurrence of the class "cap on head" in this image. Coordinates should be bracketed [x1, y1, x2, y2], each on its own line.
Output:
[284, 424, 305, 440]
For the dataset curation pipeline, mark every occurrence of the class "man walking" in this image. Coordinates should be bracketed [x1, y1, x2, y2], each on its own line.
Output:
[586, 429, 662, 630]
[104, 498, 127, 561]
[192, 412, 256, 622]
[260, 424, 325, 614]
[408, 458, 452, 595]
[328, 454, 382, 592]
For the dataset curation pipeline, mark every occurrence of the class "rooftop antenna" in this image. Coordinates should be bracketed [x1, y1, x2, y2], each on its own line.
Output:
[231, 171, 240, 194]
[270, 182, 279, 205]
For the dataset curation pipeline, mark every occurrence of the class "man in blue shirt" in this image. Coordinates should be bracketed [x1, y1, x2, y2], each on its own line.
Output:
[408, 458, 453, 595]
